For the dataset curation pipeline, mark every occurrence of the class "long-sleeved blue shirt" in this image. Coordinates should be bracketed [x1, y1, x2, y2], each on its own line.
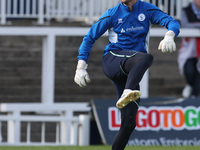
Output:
[78, 0, 180, 61]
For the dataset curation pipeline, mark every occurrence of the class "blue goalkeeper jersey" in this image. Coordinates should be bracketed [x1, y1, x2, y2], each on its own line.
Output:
[78, 0, 180, 61]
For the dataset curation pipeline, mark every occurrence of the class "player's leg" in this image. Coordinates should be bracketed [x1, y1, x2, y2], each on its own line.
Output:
[102, 51, 142, 150]
[112, 52, 153, 149]
[116, 52, 153, 108]
[123, 52, 153, 90]
[112, 87, 140, 150]
[192, 69, 200, 97]
[111, 77, 140, 150]
[184, 58, 200, 97]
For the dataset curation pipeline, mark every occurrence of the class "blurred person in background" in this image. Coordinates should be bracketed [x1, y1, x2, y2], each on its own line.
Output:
[178, 0, 200, 98]
[74, 0, 180, 149]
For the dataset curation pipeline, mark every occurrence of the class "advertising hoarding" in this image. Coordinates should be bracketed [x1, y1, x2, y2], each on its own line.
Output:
[92, 98, 200, 146]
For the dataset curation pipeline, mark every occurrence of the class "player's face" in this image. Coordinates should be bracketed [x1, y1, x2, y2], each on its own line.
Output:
[194, 0, 200, 9]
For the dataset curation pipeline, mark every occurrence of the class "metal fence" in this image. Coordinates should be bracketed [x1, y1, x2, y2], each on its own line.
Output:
[0, 0, 193, 25]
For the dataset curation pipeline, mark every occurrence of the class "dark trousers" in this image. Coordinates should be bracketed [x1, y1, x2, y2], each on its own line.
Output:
[184, 58, 200, 97]
[102, 50, 153, 150]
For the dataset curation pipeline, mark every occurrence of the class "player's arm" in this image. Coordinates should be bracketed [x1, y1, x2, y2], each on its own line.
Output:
[74, 11, 112, 87]
[148, 4, 180, 53]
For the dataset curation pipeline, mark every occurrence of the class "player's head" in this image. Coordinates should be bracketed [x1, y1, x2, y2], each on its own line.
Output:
[193, 0, 200, 9]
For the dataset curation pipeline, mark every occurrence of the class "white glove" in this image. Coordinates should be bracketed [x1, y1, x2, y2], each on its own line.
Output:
[74, 60, 90, 87]
[158, 30, 176, 53]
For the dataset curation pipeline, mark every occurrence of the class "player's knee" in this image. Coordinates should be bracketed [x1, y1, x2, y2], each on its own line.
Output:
[142, 54, 154, 68]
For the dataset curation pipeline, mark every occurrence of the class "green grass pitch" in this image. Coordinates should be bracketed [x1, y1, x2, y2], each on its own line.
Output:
[0, 146, 200, 150]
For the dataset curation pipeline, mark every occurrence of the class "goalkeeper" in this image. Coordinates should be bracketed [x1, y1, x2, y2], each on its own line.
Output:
[74, 0, 180, 149]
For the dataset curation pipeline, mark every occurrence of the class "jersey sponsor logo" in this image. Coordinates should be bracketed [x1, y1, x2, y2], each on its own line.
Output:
[108, 106, 200, 131]
[138, 13, 146, 21]
[121, 26, 144, 33]
[121, 28, 125, 33]
[126, 26, 144, 32]
[118, 18, 123, 24]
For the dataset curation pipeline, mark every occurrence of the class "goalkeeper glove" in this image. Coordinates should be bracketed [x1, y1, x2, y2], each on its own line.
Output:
[158, 30, 176, 53]
[74, 60, 90, 87]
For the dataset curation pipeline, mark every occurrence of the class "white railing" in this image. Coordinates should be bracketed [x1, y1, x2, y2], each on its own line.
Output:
[145, 0, 192, 19]
[0, 103, 91, 145]
[0, 0, 192, 25]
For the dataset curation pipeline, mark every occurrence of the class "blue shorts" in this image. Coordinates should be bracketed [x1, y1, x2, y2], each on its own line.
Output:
[102, 50, 139, 80]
